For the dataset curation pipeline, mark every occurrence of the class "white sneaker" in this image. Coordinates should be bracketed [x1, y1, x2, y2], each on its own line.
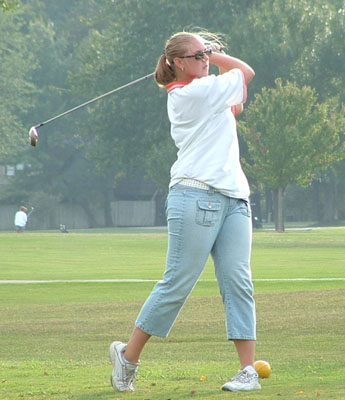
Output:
[109, 341, 139, 392]
[222, 365, 261, 392]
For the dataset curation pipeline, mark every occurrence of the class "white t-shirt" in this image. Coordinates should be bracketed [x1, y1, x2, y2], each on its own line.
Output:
[15, 211, 27, 227]
[166, 68, 250, 199]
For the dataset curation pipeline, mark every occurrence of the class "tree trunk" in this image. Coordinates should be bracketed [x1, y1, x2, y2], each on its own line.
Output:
[81, 201, 98, 228]
[265, 187, 273, 223]
[321, 168, 337, 223]
[103, 177, 115, 227]
[322, 181, 336, 223]
[273, 187, 285, 232]
[312, 180, 321, 222]
[251, 191, 262, 221]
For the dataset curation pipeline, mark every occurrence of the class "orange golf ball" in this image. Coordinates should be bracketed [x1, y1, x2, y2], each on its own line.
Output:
[254, 360, 271, 378]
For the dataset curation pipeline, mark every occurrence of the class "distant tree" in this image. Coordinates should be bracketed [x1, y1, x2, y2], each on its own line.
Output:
[0, 1, 103, 222]
[0, 6, 37, 162]
[145, 136, 177, 195]
[1, 0, 19, 12]
[293, 3, 345, 220]
[294, 3, 345, 104]
[240, 79, 345, 231]
[230, 0, 339, 94]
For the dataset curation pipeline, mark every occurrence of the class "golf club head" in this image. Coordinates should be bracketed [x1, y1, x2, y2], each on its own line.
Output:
[29, 126, 39, 147]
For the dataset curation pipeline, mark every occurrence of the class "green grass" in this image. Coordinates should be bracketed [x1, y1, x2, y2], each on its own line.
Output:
[0, 228, 345, 399]
[1, 228, 345, 281]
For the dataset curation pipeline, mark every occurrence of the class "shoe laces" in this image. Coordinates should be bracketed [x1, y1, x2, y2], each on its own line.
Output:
[232, 369, 256, 383]
[122, 362, 138, 388]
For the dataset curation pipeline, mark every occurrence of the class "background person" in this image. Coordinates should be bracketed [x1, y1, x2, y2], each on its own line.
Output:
[109, 30, 259, 393]
[14, 206, 28, 233]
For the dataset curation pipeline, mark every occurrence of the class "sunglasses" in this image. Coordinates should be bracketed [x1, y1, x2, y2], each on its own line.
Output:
[179, 48, 212, 61]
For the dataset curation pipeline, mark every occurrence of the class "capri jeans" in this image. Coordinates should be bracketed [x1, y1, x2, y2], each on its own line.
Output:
[135, 184, 256, 340]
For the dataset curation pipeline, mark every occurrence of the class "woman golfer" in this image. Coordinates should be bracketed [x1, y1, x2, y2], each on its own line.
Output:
[110, 30, 259, 393]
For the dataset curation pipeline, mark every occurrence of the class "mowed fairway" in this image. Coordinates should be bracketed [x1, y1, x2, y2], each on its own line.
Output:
[0, 227, 344, 400]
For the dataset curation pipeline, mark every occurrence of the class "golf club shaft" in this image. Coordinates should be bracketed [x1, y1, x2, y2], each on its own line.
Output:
[35, 72, 155, 129]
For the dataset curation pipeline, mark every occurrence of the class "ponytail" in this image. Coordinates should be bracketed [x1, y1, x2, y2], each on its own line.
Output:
[154, 54, 176, 87]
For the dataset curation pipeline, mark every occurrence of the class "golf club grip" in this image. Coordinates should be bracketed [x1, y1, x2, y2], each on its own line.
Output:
[38, 72, 155, 128]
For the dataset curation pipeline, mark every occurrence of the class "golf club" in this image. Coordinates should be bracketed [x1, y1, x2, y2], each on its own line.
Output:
[29, 72, 155, 146]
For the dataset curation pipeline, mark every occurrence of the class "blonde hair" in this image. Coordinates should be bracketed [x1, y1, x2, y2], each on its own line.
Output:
[155, 30, 225, 87]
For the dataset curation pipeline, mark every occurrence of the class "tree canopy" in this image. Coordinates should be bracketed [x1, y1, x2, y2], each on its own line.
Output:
[240, 79, 345, 189]
[240, 79, 345, 230]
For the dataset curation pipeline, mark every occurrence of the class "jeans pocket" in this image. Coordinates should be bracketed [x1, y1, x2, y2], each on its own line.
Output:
[195, 200, 221, 226]
[238, 200, 251, 217]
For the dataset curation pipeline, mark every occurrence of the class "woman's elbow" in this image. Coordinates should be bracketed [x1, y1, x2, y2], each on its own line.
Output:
[245, 68, 255, 84]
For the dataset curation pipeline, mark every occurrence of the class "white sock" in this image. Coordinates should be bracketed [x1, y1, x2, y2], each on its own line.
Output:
[122, 351, 137, 365]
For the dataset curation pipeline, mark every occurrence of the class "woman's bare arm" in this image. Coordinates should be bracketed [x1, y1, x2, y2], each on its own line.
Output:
[211, 52, 255, 84]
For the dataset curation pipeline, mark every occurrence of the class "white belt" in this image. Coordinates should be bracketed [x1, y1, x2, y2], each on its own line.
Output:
[179, 178, 216, 191]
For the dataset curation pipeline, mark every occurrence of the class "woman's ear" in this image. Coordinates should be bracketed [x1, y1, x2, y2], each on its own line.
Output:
[172, 57, 184, 71]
